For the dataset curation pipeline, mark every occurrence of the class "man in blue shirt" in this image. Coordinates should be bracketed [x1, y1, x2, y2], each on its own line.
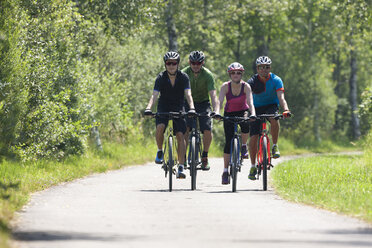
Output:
[247, 56, 291, 180]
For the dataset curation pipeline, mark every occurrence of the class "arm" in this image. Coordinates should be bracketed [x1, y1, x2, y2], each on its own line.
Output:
[185, 89, 195, 110]
[146, 90, 160, 110]
[245, 84, 256, 116]
[217, 83, 228, 115]
[277, 90, 289, 111]
[209, 89, 219, 113]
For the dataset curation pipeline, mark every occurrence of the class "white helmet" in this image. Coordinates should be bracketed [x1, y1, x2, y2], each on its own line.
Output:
[256, 56, 272, 66]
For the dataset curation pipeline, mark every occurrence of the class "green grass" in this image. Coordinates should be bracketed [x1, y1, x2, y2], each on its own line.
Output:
[271, 153, 372, 223]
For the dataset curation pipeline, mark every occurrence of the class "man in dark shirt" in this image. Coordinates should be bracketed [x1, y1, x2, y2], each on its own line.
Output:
[145, 51, 195, 179]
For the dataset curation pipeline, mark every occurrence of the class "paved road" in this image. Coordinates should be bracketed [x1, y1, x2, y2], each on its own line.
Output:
[12, 157, 372, 248]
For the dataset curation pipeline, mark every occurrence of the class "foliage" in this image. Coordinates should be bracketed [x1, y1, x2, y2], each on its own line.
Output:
[0, 0, 371, 159]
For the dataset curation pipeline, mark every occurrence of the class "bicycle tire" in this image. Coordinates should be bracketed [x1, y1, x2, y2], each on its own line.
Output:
[262, 136, 268, 191]
[168, 136, 174, 192]
[232, 138, 239, 192]
[190, 136, 197, 190]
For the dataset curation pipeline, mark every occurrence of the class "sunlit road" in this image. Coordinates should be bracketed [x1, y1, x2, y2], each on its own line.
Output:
[12, 157, 372, 248]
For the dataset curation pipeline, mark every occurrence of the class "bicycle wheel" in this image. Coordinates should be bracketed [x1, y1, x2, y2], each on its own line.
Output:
[190, 136, 197, 190]
[232, 138, 239, 192]
[168, 136, 174, 192]
[262, 136, 268, 191]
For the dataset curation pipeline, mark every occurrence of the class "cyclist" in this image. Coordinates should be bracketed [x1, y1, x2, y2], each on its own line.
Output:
[215, 62, 256, 185]
[145, 51, 195, 179]
[247, 56, 291, 180]
[181, 51, 219, 171]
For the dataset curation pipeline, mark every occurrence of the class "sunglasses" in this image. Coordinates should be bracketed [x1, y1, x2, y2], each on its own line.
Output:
[191, 61, 202, 65]
[258, 65, 271, 70]
[230, 71, 242, 75]
[165, 61, 178, 66]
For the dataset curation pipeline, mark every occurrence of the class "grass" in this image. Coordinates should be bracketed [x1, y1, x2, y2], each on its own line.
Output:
[271, 153, 372, 223]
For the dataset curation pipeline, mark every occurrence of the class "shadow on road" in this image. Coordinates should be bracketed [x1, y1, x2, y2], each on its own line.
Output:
[12, 230, 144, 242]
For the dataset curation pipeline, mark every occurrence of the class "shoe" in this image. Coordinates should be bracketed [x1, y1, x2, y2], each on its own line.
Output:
[221, 171, 230, 185]
[176, 165, 186, 179]
[272, 145, 280, 159]
[201, 157, 210, 171]
[248, 167, 257, 180]
[155, 151, 164, 164]
[241, 144, 249, 159]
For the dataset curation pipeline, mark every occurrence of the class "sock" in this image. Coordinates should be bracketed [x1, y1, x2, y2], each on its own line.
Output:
[158, 148, 162, 152]
[272, 144, 277, 147]
[251, 164, 256, 168]
[202, 151, 208, 158]
[223, 168, 228, 172]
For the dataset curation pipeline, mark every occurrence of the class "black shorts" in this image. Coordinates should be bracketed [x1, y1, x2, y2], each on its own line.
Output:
[185, 100, 212, 133]
[250, 104, 279, 136]
[223, 110, 250, 154]
[156, 104, 186, 134]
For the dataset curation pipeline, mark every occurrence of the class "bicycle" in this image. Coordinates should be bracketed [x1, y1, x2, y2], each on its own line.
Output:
[214, 115, 251, 192]
[255, 114, 285, 191]
[148, 111, 184, 192]
[186, 112, 210, 190]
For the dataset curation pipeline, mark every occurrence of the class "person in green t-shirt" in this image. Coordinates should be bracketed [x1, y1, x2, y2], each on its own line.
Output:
[181, 51, 219, 171]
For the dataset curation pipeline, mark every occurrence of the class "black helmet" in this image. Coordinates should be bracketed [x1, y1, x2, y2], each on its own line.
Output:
[163, 51, 180, 63]
[189, 51, 205, 62]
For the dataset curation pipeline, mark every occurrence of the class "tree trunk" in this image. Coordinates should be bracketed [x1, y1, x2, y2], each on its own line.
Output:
[201, 0, 208, 51]
[165, 0, 178, 51]
[349, 38, 361, 139]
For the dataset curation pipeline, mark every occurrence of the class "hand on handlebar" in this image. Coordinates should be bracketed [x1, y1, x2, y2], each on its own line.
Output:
[187, 108, 196, 117]
[283, 110, 292, 118]
[212, 112, 223, 121]
[144, 109, 153, 117]
[249, 115, 257, 121]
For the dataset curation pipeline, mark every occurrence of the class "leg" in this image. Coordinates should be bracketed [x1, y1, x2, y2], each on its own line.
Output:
[176, 132, 186, 165]
[202, 130, 212, 153]
[269, 118, 279, 144]
[249, 135, 259, 165]
[223, 153, 230, 169]
[156, 124, 166, 150]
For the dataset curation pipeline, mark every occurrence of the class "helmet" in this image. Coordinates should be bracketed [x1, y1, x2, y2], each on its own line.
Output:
[256, 56, 272, 66]
[189, 51, 205, 62]
[163, 51, 180, 63]
[227, 62, 244, 73]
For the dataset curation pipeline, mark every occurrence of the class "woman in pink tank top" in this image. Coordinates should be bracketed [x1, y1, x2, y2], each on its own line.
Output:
[214, 62, 256, 185]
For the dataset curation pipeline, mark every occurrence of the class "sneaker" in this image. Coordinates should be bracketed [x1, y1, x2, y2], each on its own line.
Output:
[241, 144, 249, 159]
[201, 157, 210, 171]
[248, 167, 257, 180]
[272, 145, 280, 159]
[221, 171, 230, 185]
[155, 151, 164, 164]
[176, 165, 186, 179]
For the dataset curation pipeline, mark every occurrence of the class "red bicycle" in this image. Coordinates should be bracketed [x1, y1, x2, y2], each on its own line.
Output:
[256, 114, 286, 191]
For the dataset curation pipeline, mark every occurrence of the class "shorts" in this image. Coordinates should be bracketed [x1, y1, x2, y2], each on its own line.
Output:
[185, 100, 212, 133]
[250, 104, 279, 136]
[223, 110, 250, 154]
[156, 104, 186, 134]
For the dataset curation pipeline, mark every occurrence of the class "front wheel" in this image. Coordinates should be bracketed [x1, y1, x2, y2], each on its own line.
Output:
[168, 136, 174, 192]
[231, 138, 239, 192]
[190, 136, 197, 190]
[262, 136, 268, 191]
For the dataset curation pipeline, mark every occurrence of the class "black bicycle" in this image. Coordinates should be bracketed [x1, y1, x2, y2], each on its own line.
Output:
[214, 115, 251, 192]
[148, 111, 184, 192]
[186, 112, 210, 190]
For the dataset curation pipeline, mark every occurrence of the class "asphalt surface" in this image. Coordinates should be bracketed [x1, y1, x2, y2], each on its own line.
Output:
[12, 156, 372, 248]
